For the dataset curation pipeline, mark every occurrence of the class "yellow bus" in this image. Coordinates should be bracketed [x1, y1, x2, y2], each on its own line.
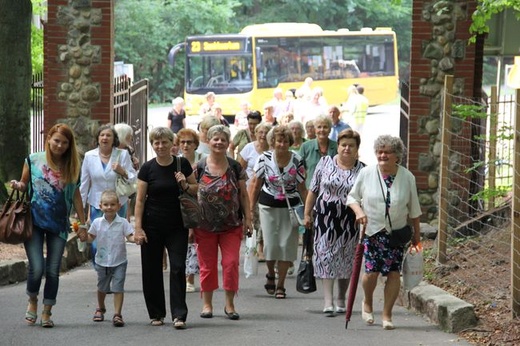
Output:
[168, 23, 398, 116]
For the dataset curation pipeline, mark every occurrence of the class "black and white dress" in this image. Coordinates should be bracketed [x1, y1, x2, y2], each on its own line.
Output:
[309, 155, 365, 279]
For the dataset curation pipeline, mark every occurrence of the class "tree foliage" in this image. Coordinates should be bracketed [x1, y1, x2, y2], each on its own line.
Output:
[470, 0, 520, 40]
[115, 0, 239, 102]
[114, 0, 411, 101]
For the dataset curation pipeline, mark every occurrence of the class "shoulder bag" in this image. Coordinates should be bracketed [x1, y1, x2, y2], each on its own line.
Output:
[377, 171, 412, 248]
[177, 157, 201, 228]
[0, 157, 33, 244]
[296, 227, 317, 293]
[115, 149, 137, 198]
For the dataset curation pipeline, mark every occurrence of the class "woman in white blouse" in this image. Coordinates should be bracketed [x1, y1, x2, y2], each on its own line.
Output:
[347, 135, 421, 330]
[80, 124, 137, 257]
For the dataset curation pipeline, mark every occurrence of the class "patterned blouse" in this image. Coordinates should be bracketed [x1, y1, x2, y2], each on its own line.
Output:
[309, 155, 365, 218]
[253, 150, 305, 208]
[28, 152, 79, 240]
[197, 160, 246, 233]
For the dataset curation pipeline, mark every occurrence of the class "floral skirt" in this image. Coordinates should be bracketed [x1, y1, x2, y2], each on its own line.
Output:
[363, 231, 404, 276]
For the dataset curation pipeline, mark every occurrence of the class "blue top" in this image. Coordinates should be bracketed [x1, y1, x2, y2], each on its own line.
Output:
[28, 152, 79, 240]
[329, 120, 351, 141]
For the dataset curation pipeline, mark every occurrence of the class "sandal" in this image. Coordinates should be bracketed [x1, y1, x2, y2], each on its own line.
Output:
[25, 298, 38, 325]
[173, 318, 186, 330]
[275, 287, 286, 299]
[93, 308, 106, 322]
[150, 318, 164, 326]
[264, 274, 276, 295]
[41, 310, 54, 328]
[112, 314, 125, 327]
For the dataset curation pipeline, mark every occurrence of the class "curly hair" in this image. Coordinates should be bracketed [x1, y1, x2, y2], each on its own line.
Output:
[267, 125, 294, 147]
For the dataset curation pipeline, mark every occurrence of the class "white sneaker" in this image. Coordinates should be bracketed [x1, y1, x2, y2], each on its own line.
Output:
[186, 283, 195, 293]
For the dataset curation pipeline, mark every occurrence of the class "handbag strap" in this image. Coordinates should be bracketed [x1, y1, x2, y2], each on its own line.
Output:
[26, 156, 33, 202]
[175, 156, 183, 191]
[301, 227, 314, 259]
[272, 151, 300, 209]
[377, 169, 393, 230]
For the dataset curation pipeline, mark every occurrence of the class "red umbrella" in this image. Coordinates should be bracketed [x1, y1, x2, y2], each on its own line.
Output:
[345, 224, 367, 329]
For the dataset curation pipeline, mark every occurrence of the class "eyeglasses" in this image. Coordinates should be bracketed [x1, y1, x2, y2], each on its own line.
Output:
[180, 140, 194, 145]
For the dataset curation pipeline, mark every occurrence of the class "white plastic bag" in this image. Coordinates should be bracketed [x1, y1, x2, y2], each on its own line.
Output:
[243, 231, 258, 278]
[402, 244, 424, 290]
[77, 238, 87, 252]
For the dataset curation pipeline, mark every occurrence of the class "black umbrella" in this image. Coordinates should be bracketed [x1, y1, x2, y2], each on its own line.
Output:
[345, 224, 367, 329]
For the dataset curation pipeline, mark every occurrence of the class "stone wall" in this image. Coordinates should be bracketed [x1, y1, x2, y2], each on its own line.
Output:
[409, 0, 484, 224]
[44, 0, 114, 154]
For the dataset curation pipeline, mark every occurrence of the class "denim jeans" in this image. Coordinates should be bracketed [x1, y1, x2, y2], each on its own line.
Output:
[24, 226, 67, 306]
[89, 203, 127, 264]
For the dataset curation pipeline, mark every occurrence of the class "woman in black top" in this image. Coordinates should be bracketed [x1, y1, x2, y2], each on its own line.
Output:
[133, 127, 197, 329]
[167, 97, 186, 133]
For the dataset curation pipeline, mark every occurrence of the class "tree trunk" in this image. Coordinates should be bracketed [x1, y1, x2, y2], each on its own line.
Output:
[0, 0, 32, 198]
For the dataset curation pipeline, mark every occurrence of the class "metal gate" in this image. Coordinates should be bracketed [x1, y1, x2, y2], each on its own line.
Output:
[113, 77, 148, 167]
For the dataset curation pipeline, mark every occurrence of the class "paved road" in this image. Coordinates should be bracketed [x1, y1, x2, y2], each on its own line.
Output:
[0, 244, 470, 346]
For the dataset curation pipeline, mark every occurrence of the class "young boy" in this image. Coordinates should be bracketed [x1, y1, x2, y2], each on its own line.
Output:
[87, 190, 134, 327]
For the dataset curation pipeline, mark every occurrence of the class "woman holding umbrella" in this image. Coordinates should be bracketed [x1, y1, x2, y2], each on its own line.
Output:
[303, 129, 365, 315]
[347, 135, 421, 330]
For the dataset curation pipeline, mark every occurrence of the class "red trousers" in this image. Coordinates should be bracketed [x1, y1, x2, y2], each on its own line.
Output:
[194, 226, 243, 292]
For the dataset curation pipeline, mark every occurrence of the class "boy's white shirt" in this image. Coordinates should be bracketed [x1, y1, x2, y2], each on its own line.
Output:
[88, 214, 134, 267]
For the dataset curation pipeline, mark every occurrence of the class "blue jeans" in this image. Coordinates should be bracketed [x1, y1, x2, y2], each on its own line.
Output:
[24, 226, 67, 306]
[90, 203, 128, 263]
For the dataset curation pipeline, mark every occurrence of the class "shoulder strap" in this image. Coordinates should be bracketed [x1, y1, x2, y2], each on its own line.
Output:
[196, 157, 208, 183]
[26, 156, 33, 201]
[226, 157, 242, 181]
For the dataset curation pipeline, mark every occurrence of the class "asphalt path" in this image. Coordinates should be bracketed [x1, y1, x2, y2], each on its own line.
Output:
[0, 243, 470, 346]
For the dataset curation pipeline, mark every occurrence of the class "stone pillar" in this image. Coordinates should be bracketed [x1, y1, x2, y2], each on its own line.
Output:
[44, 0, 114, 154]
[409, 0, 484, 223]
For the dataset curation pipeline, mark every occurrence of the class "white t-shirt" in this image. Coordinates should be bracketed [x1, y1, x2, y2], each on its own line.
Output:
[239, 142, 260, 187]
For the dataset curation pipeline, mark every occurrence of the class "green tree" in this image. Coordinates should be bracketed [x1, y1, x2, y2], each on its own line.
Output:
[115, 0, 239, 102]
[31, 0, 45, 74]
[0, 0, 32, 203]
[471, 0, 520, 40]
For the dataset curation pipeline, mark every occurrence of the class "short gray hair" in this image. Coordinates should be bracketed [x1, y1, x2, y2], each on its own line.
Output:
[312, 114, 332, 129]
[373, 135, 405, 164]
[149, 126, 174, 145]
[206, 125, 231, 142]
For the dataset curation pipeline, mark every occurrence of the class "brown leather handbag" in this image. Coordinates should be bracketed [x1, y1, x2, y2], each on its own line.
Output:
[0, 189, 32, 244]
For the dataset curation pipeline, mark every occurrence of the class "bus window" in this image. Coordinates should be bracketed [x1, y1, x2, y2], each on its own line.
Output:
[187, 55, 253, 93]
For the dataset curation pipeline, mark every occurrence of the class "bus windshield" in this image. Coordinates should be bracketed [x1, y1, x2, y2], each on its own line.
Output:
[186, 54, 253, 94]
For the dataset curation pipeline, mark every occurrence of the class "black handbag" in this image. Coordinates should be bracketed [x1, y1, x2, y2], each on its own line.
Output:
[296, 227, 317, 294]
[377, 171, 412, 248]
[176, 157, 201, 228]
[388, 224, 413, 248]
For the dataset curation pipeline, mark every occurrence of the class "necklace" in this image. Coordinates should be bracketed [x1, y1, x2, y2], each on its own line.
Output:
[99, 152, 111, 158]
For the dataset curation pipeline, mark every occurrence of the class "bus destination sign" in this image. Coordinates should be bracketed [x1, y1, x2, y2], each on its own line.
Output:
[189, 40, 244, 53]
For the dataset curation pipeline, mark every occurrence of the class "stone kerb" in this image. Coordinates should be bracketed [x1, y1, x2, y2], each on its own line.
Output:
[0, 234, 91, 286]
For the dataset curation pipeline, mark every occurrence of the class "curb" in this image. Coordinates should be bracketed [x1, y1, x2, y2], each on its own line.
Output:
[400, 281, 478, 333]
[0, 233, 91, 286]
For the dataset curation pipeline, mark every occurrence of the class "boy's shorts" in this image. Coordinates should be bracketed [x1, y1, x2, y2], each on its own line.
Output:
[94, 261, 128, 293]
